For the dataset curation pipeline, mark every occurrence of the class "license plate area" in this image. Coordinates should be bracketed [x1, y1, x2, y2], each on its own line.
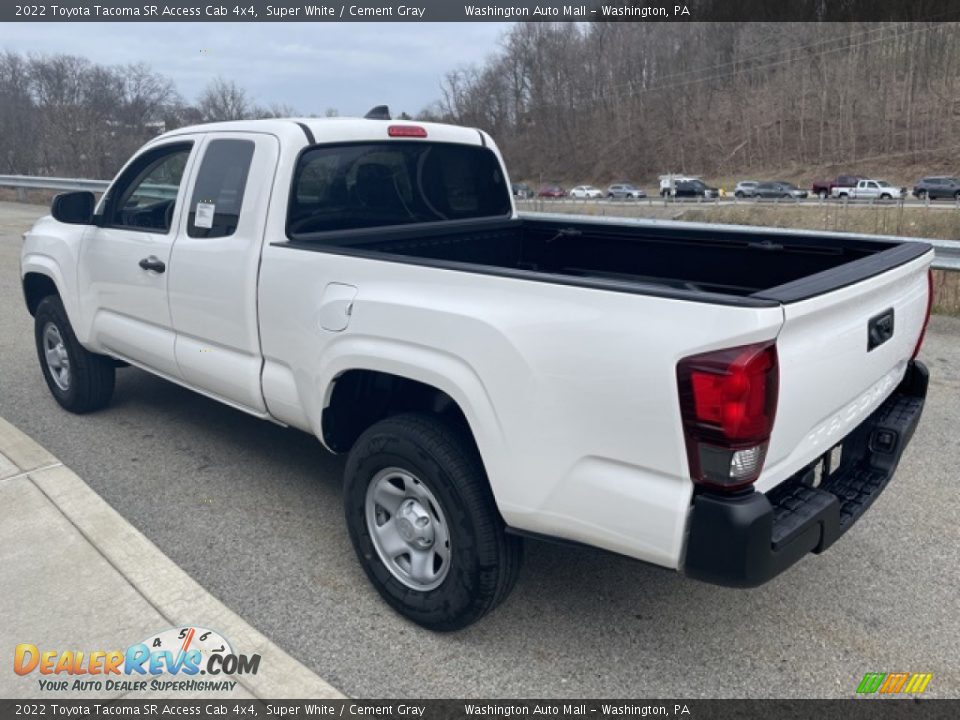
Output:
[810, 444, 844, 487]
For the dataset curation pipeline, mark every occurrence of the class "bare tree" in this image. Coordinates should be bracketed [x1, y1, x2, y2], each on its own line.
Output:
[197, 77, 249, 122]
[435, 20, 960, 184]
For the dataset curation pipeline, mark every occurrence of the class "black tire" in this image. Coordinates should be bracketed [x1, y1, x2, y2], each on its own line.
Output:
[34, 295, 115, 413]
[818, 190, 828, 200]
[344, 412, 522, 631]
[734, 191, 743, 198]
[881, 193, 892, 200]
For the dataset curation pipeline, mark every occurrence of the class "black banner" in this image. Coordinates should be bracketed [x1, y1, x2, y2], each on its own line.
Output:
[5, 0, 960, 22]
[1, 700, 958, 720]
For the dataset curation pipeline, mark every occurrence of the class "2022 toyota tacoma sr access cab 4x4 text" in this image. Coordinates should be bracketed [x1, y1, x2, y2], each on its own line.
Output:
[21, 112, 933, 630]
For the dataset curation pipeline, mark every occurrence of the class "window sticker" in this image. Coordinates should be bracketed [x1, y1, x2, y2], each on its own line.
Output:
[194, 202, 215, 229]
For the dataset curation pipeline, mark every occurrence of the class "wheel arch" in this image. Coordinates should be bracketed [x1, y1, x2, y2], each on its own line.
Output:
[323, 368, 473, 453]
[316, 349, 510, 506]
[22, 256, 92, 350]
[22, 271, 61, 316]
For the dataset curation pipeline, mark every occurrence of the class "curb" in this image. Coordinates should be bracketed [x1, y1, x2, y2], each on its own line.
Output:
[0, 415, 345, 700]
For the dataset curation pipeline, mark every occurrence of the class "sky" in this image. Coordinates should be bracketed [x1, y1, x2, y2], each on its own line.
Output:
[0, 22, 511, 116]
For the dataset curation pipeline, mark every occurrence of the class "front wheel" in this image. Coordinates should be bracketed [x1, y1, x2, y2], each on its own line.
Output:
[34, 295, 115, 413]
[343, 413, 523, 631]
[818, 190, 828, 200]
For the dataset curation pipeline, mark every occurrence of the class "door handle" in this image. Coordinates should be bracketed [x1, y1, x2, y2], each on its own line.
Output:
[138, 256, 166, 273]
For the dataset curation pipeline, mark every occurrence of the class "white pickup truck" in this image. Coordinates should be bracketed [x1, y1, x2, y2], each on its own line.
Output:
[21, 112, 933, 630]
[832, 179, 905, 200]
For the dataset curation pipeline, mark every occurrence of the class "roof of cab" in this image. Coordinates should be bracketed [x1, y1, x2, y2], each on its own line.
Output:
[158, 116, 487, 148]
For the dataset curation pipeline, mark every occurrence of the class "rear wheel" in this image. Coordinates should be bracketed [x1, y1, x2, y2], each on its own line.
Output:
[344, 413, 523, 631]
[818, 190, 828, 200]
[34, 295, 115, 413]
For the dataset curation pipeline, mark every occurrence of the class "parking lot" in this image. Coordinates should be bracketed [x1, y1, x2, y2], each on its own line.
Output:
[1, 200, 958, 698]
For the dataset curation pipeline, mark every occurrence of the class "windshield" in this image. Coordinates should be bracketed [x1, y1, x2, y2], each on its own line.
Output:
[877, 180, 890, 187]
[287, 141, 511, 237]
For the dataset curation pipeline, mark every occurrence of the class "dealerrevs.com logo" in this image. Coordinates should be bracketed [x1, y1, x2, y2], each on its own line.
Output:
[14, 626, 261, 693]
[856, 672, 933, 695]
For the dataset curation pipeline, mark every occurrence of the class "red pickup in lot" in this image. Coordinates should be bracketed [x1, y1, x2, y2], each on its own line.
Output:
[811, 174, 863, 199]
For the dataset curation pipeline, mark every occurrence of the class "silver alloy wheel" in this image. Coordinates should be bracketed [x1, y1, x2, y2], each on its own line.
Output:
[365, 467, 451, 591]
[42, 322, 70, 391]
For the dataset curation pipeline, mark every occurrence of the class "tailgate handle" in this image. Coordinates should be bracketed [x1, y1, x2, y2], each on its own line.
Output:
[867, 308, 895, 351]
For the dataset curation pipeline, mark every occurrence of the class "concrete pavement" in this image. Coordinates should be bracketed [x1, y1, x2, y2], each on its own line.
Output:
[0, 415, 344, 700]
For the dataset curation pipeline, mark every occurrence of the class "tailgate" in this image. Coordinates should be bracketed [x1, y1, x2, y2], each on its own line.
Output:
[756, 251, 932, 492]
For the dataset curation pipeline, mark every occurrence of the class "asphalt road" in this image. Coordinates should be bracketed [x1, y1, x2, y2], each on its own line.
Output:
[2, 201, 958, 698]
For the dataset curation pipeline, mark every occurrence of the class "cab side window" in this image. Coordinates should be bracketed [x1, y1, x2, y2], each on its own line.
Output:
[103, 143, 192, 233]
[187, 139, 255, 239]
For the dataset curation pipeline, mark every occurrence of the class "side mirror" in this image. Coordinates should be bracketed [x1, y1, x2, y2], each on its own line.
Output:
[51, 191, 96, 225]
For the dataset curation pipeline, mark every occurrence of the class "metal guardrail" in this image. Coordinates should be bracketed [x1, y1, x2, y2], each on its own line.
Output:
[0, 175, 110, 193]
[1, 175, 957, 270]
[0, 175, 176, 201]
[517, 194, 960, 209]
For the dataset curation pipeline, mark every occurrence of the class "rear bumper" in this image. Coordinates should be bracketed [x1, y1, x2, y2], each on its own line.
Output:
[683, 360, 928, 588]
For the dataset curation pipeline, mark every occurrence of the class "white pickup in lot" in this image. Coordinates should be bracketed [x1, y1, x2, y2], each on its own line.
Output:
[832, 179, 905, 200]
[21, 113, 933, 630]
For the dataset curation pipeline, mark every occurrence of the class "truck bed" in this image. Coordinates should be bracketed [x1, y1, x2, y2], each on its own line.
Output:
[285, 215, 928, 306]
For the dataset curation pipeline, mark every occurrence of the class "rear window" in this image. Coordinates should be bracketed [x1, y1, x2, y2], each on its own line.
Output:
[287, 141, 511, 238]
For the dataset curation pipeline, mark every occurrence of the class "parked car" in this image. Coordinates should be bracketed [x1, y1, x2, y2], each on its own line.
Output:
[755, 181, 808, 200]
[811, 174, 862, 200]
[569, 185, 604, 199]
[673, 179, 720, 198]
[606, 183, 646, 199]
[734, 181, 760, 198]
[832, 179, 904, 200]
[22, 113, 933, 630]
[537, 184, 566, 198]
[511, 182, 534, 199]
[913, 176, 960, 201]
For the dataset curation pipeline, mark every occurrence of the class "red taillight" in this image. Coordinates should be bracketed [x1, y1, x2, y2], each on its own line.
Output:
[388, 125, 427, 138]
[911, 269, 934, 360]
[677, 341, 779, 491]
